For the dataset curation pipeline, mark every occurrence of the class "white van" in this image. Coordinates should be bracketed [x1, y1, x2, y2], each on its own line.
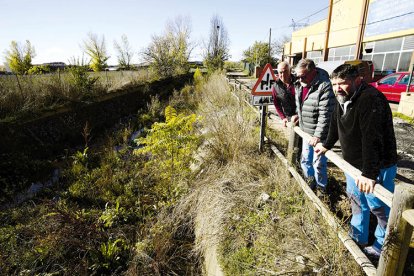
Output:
[316, 60, 374, 82]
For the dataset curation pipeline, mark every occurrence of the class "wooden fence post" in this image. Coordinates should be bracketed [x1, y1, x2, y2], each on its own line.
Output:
[287, 124, 300, 165]
[377, 183, 414, 276]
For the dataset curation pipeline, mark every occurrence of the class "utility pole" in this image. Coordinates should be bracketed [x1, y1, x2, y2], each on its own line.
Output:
[215, 25, 220, 57]
[268, 28, 272, 63]
[322, 0, 334, 61]
[355, 0, 369, 59]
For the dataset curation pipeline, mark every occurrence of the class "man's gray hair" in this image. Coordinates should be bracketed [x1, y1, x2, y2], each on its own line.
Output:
[277, 61, 290, 70]
[296, 58, 316, 71]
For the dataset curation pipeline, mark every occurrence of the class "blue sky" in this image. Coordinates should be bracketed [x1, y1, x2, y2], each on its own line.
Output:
[2, 0, 328, 65]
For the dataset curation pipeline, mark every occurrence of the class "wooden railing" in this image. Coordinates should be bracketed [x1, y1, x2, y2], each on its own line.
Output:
[227, 76, 414, 276]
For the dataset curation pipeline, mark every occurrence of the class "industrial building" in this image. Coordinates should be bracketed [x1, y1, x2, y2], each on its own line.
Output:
[284, 0, 414, 78]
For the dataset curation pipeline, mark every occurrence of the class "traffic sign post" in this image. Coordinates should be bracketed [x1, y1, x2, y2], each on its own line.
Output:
[251, 63, 277, 152]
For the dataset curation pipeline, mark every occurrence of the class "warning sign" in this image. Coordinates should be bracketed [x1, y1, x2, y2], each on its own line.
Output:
[251, 63, 277, 96]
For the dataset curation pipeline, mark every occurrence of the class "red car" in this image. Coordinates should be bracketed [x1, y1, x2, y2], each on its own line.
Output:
[370, 72, 414, 102]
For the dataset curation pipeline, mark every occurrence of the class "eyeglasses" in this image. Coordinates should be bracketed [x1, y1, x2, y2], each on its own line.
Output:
[297, 72, 308, 80]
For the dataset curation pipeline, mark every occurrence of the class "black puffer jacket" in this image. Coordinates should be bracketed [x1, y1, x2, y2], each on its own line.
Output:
[295, 68, 335, 141]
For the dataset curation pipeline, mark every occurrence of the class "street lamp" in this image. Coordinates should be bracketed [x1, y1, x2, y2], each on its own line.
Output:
[216, 25, 220, 55]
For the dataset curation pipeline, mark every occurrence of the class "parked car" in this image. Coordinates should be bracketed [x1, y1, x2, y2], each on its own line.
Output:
[369, 72, 414, 102]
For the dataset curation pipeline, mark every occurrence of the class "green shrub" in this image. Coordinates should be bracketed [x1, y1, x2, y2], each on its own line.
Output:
[67, 66, 99, 94]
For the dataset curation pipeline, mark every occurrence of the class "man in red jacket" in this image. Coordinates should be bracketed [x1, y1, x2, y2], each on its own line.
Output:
[271, 61, 296, 127]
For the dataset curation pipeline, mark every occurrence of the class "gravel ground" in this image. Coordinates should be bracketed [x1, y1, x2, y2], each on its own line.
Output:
[393, 117, 414, 185]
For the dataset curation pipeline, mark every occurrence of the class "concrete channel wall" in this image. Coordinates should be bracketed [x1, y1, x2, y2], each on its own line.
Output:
[0, 74, 192, 159]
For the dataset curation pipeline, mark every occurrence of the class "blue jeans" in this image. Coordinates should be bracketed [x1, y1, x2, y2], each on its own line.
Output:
[345, 165, 397, 250]
[300, 140, 328, 190]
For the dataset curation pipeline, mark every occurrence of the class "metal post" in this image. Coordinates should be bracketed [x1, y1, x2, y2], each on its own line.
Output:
[259, 105, 267, 151]
[268, 28, 272, 64]
[287, 123, 300, 165]
[405, 63, 414, 93]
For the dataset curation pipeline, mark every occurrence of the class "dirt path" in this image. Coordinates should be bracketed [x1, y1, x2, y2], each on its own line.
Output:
[393, 118, 414, 185]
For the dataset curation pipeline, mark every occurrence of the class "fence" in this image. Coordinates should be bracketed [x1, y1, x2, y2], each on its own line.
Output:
[227, 76, 414, 276]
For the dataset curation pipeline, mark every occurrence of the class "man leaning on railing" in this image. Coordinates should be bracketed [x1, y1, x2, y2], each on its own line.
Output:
[314, 64, 398, 261]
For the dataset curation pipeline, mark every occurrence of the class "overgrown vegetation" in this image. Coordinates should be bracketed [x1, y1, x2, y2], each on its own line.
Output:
[0, 72, 368, 275]
[142, 16, 193, 78]
[0, 81, 201, 274]
[82, 32, 110, 72]
[0, 69, 150, 121]
[180, 74, 363, 275]
[4, 40, 36, 75]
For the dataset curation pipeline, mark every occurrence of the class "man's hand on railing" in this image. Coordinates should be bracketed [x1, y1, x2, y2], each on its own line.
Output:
[282, 118, 288, 127]
[356, 175, 376, 194]
[291, 115, 299, 126]
[314, 143, 327, 156]
[308, 136, 320, 147]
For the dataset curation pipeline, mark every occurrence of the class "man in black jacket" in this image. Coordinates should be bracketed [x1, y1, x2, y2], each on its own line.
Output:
[315, 64, 397, 259]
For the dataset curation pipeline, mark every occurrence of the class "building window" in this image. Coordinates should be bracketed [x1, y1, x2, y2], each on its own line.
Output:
[383, 53, 400, 73]
[328, 45, 355, 62]
[362, 54, 372, 61]
[372, 54, 385, 73]
[307, 51, 322, 64]
[374, 37, 403, 52]
[363, 36, 414, 73]
[398, 51, 413, 72]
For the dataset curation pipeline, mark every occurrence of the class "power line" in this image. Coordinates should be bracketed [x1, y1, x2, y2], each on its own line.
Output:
[289, 19, 309, 31]
[296, 6, 328, 23]
[295, 0, 343, 23]
[366, 11, 414, 25]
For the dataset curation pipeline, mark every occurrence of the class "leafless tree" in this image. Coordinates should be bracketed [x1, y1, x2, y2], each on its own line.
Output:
[114, 34, 134, 70]
[203, 15, 230, 71]
[272, 35, 290, 60]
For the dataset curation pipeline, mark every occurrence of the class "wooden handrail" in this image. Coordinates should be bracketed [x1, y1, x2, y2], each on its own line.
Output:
[227, 76, 414, 276]
[291, 124, 394, 207]
[269, 141, 376, 276]
[403, 209, 414, 227]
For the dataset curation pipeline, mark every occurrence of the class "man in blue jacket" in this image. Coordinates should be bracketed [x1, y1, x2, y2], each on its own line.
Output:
[315, 64, 398, 259]
[292, 59, 335, 194]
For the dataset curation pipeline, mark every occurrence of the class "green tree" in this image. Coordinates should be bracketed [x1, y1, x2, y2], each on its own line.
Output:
[203, 15, 230, 72]
[114, 34, 134, 70]
[134, 106, 200, 197]
[242, 41, 277, 68]
[4, 40, 36, 74]
[82, 32, 109, 72]
[142, 16, 193, 78]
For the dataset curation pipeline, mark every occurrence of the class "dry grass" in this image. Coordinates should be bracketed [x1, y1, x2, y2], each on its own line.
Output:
[174, 72, 364, 275]
[0, 70, 150, 121]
